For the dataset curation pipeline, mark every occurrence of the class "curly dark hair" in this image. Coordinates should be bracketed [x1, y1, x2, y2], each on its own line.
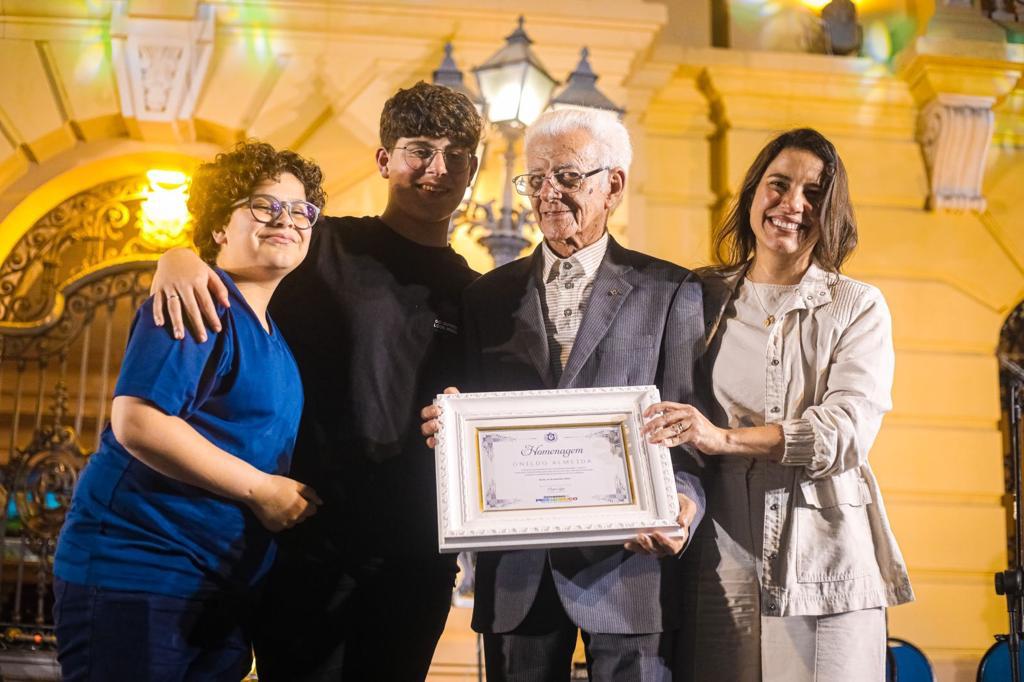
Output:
[188, 140, 327, 262]
[712, 128, 857, 274]
[379, 81, 483, 151]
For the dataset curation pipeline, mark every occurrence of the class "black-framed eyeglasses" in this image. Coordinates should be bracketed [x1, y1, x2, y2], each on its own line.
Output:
[513, 167, 610, 197]
[232, 194, 320, 229]
[393, 145, 474, 173]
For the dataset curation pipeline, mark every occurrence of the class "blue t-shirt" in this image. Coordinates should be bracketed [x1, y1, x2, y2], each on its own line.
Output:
[54, 269, 303, 598]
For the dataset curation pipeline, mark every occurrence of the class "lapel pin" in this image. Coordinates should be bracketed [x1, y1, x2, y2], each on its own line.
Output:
[609, 289, 620, 296]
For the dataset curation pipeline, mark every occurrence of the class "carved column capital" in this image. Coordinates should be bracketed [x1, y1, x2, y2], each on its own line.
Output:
[896, 12, 1023, 212]
[917, 94, 994, 211]
[110, 1, 214, 142]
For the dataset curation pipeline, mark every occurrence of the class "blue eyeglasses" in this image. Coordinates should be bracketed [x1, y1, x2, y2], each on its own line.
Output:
[232, 194, 320, 229]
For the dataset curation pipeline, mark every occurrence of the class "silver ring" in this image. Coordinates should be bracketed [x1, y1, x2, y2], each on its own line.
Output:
[673, 422, 684, 435]
[167, 294, 181, 300]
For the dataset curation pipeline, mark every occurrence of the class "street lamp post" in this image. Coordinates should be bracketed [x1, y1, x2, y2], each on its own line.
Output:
[433, 18, 624, 268]
[472, 17, 557, 129]
[469, 17, 557, 267]
[432, 42, 484, 111]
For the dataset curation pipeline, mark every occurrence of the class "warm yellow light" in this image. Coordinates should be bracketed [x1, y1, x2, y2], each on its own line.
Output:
[73, 37, 105, 83]
[146, 169, 188, 186]
[140, 169, 191, 250]
[799, 0, 861, 8]
[863, 19, 893, 62]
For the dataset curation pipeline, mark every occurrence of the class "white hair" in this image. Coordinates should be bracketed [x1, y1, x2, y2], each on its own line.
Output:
[524, 109, 632, 171]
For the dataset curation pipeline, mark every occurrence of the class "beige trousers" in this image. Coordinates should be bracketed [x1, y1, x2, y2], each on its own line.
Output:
[676, 458, 886, 682]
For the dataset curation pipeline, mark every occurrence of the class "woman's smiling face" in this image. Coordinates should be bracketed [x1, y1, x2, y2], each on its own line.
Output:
[748, 147, 824, 267]
[214, 172, 311, 277]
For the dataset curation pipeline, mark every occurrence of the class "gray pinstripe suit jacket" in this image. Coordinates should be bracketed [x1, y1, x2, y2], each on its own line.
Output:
[463, 237, 707, 635]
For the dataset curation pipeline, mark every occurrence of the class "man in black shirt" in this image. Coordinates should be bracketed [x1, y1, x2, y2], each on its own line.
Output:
[150, 82, 483, 681]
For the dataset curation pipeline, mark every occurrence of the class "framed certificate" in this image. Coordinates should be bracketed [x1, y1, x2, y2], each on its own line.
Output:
[433, 385, 682, 553]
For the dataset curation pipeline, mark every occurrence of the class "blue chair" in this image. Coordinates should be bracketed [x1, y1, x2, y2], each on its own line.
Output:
[978, 638, 1024, 682]
[886, 637, 934, 682]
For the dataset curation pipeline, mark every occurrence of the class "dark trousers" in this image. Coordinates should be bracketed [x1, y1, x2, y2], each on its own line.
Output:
[53, 579, 253, 682]
[254, 553, 457, 682]
[482, 565, 675, 682]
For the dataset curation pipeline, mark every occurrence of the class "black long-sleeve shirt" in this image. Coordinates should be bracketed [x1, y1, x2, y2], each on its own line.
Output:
[269, 216, 478, 560]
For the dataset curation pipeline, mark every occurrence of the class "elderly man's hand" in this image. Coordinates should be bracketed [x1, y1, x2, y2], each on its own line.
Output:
[624, 492, 698, 558]
[420, 387, 460, 448]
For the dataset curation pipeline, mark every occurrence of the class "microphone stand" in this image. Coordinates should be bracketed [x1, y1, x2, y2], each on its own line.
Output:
[995, 357, 1024, 682]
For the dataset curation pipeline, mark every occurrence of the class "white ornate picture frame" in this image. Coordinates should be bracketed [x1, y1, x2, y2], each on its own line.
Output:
[434, 385, 682, 553]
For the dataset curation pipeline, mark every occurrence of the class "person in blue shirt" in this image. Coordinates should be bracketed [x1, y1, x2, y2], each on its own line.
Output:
[53, 141, 326, 681]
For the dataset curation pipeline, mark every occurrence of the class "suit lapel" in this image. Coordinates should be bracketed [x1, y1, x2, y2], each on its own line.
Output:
[510, 248, 555, 388]
[559, 238, 634, 388]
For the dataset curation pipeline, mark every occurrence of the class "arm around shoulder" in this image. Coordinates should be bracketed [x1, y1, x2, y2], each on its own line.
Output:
[150, 247, 229, 340]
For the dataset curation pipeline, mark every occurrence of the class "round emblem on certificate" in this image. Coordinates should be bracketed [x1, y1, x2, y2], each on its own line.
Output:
[545, 432, 558, 442]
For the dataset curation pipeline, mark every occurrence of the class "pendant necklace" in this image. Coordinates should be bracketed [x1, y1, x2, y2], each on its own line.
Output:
[747, 279, 788, 328]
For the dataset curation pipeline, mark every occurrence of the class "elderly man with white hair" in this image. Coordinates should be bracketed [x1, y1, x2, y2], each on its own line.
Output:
[423, 109, 707, 681]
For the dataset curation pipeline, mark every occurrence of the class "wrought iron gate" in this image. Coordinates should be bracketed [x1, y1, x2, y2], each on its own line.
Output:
[0, 172, 186, 677]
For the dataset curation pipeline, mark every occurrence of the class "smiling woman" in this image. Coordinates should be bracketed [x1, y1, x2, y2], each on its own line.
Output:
[714, 127, 857, 283]
[647, 128, 914, 682]
[52, 140, 327, 681]
[188, 141, 326, 266]
[747, 148, 824, 284]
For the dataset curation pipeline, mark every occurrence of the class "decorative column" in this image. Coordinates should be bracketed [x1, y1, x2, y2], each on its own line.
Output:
[110, 2, 214, 142]
[917, 95, 994, 211]
[623, 52, 716, 261]
[897, 0, 1021, 212]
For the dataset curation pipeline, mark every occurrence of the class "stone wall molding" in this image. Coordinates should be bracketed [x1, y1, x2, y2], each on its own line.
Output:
[110, 1, 214, 141]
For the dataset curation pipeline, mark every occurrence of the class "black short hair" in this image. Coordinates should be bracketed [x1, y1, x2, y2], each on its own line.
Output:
[379, 81, 483, 151]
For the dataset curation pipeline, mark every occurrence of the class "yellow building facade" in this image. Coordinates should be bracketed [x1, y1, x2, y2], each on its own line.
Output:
[0, 1, 1020, 680]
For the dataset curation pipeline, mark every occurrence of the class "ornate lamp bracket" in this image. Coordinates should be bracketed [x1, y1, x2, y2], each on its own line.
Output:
[452, 123, 538, 268]
[918, 93, 994, 212]
[110, 2, 214, 141]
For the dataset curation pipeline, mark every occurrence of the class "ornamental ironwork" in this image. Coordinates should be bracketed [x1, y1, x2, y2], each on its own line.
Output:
[0, 170, 189, 664]
[1000, 300, 1024, 565]
[0, 175, 191, 325]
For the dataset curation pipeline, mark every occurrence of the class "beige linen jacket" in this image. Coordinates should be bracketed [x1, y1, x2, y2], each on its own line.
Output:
[700, 262, 915, 616]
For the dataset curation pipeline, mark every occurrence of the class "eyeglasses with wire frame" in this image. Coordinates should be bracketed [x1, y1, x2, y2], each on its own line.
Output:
[232, 194, 320, 229]
[392, 145, 475, 173]
[513, 167, 610, 197]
